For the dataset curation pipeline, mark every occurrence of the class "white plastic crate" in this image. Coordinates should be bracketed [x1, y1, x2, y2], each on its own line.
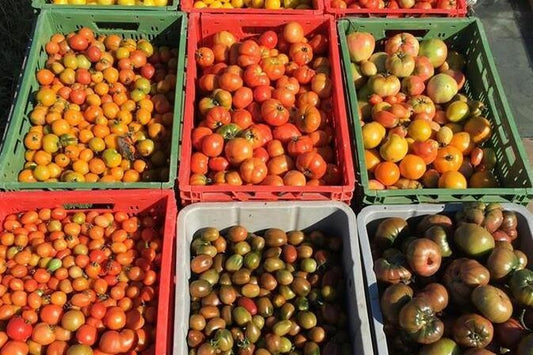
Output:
[174, 201, 374, 355]
[357, 203, 533, 354]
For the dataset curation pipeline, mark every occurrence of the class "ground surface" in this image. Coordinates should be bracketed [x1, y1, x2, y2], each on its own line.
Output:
[475, 0, 533, 136]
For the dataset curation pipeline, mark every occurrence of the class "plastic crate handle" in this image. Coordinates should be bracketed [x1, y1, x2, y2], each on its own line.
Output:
[62, 203, 115, 210]
[93, 21, 140, 33]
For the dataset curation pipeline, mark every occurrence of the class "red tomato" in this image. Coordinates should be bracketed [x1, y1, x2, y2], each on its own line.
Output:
[76, 324, 97, 346]
[191, 127, 213, 151]
[289, 43, 314, 66]
[296, 151, 327, 179]
[253, 85, 273, 103]
[287, 135, 314, 156]
[6, 317, 32, 342]
[103, 307, 126, 331]
[276, 76, 300, 95]
[259, 31, 278, 49]
[208, 157, 230, 172]
[191, 152, 209, 175]
[201, 134, 224, 158]
[239, 158, 268, 184]
[272, 123, 302, 144]
[205, 107, 231, 130]
[295, 105, 321, 133]
[237, 40, 261, 67]
[261, 99, 290, 127]
[0, 341, 29, 355]
[217, 72, 243, 92]
[232, 87, 253, 110]
[243, 65, 270, 88]
[238, 297, 258, 315]
[272, 88, 295, 108]
[195, 47, 215, 68]
[231, 109, 253, 130]
[261, 57, 285, 81]
[224, 138, 253, 165]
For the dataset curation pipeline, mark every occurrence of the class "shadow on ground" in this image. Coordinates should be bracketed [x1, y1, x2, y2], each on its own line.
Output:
[0, 1, 34, 135]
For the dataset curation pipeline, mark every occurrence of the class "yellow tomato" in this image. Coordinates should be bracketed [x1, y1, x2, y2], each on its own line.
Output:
[251, 0, 264, 7]
[193, 1, 208, 7]
[97, 0, 115, 4]
[265, 0, 280, 8]
[68, 0, 87, 4]
[53, 0, 69, 4]
[222, 2, 233, 6]
[117, 0, 135, 5]
[210, 0, 223, 6]
[283, 0, 299, 8]
[230, 0, 243, 6]
[143, 0, 156, 4]
[153, 0, 168, 5]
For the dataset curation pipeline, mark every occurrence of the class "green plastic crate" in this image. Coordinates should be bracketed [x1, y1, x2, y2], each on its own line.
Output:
[0, 9, 186, 191]
[32, 0, 178, 11]
[338, 18, 533, 206]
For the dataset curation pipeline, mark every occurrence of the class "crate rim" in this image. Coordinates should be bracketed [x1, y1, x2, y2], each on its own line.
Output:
[180, 0, 323, 14]
[178, 12, 356, 204]
[0, 9, 187, 191]
[31, 0, 179, 11]
[337, 17, 533, 205]
[324, 0, 467, 17]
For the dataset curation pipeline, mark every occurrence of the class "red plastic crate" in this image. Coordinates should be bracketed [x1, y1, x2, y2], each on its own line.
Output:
[180, 0, 323, 14]
[324, 0, 467, 17]
[0, 190, 177, 355]
[178, 13, 356, 205]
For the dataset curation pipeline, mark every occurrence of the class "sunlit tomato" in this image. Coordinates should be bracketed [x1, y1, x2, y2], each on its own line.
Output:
[103, 307, 126, 331]
[290, 43, 314, 66]
[295, 105, 321, 133]
[261, 57, 285, 81]
[433, 146, 463, 173]
[272, 123, 302, 144]
[6, 317, 32, 342]
[261, 99, 290, 127]
[201, 134, 224, 158]
[31, 323, 55, 345]
[231, 109, 253, 130]
[238, 40, 261, 67]
[0, 341, 29, 355]
[287, 135, 314, 157]
[283, 22, 305, 44]
[240, 158, 268, 184]
[232, 87, 253, 110]
[296, 151, 327, 179]
[218, 72, 243, 93]
[224, 138, 253, 165]
[293, 66, 316, 85]
[243, 65, 270, 88]
[272, 88, 295, 108]
[259, 31, 278, 49]
[195, 47, 215, 68]
[205, 107, 231, 130]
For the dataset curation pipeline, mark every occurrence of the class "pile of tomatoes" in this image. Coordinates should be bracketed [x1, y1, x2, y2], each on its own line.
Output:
[346, 31, 497, 190]
[192, 0, 314, 9]
[371, 202, 533, 353]
[21, 27, 177, 183]
[329, 0, 457, 10]
[189, 22, 343, 188]
[0, 207, 164, 354]
[188, 226, 352, 355]
[50, 0, 169, 5]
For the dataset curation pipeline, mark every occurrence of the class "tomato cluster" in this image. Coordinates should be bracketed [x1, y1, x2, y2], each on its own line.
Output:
[50, 0, 169, 5]
[0, 207, 164, 354]
[346, 31, 497, 190]
[188, 226, 352, 354]
[192, 0, 313, 10]
[371, 202, 533, 353]
[21, 27, 177, 183]
[330, 0, 457, 10]
[189, 22, 343, 188]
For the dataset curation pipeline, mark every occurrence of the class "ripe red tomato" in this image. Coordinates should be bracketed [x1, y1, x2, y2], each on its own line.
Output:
[6, 317, 32, 342]
[308, 34, 329, 55]
[261, 57, 285, 81]
[201, 134, 224, 158]
[239, 158, 268, 184]
[217, 72, 243, 92]
[232, 87, 253, 110]
[272, 88, 295, 108]
[287, 135, 314, 157]
[195, 47, 215, 68]
[253, 85, 273, 103]
[293, 65, 316, 85]
[192, 127, 213, 151]
[272, 123, 302, 144]
[191, 152, 209, 175]
[103, 307, 126, 331]
[244, 65, 270, 88]
[289, 43, 314, 66]
[224, 138, 253, 165]
[237, 40, 261, 67]
[231, 109, 253, 130]
[75, 324, 98, 346]
[296, 151, 327, 179]
[208, 157, 230, 172]
[205, 107, 231, 130]
[261, 99, 290, 127]
[276, 76, 300, 95]
[259, 31, 278, 49]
